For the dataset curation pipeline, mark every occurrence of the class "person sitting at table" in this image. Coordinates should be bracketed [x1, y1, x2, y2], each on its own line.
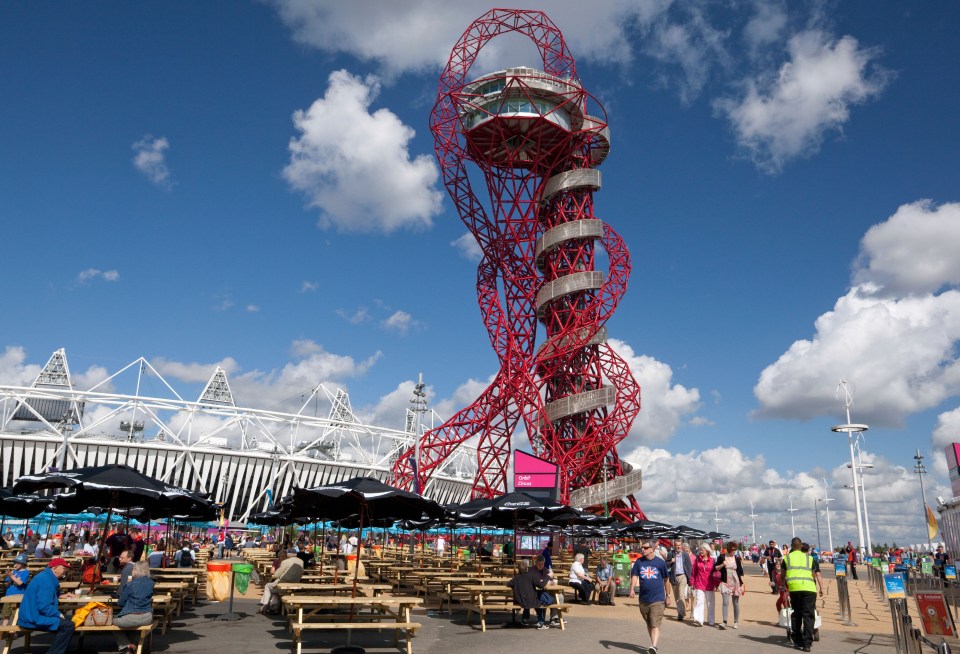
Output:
[258, 548, 304, 615]
[508, 559, 549, 629]
[17, 558, 75, 654]
[595, 554, 616, 605]
[113, 561, 154, 654]
[568, 552, 591, 605]
[80, 556, 103, 585]
[1, 553, 30, 626]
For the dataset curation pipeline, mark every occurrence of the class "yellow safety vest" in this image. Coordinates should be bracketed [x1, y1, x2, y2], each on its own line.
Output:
[785, 550, 817, 593]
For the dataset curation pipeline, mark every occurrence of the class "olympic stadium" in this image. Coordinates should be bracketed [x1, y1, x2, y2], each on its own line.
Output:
[0, 349, 477, 522]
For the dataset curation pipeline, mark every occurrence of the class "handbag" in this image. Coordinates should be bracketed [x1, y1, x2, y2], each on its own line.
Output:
[85, 605, 113, 626]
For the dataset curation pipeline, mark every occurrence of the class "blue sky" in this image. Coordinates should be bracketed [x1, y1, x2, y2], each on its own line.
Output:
[2, 1, 959, 549]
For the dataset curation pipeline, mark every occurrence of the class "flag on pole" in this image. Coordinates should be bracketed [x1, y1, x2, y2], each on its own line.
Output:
[927, 504, 939, 540]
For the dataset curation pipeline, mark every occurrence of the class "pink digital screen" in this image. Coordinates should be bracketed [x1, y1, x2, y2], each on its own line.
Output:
[514, 450, 557, 489]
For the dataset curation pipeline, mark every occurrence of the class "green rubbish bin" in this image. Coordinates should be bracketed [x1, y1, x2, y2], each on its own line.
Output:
[612, 551, 632, 596]
[231, 563, 253, 595]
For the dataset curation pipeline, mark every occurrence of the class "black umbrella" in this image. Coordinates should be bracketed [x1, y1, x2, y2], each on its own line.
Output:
[13, 464, 210, 515]
[660, 525, 708, 539]
[619, 519, 673, 535]
[705, 531, 731, 541]
[0, 488, 51, 519]
[449, 491, 567, 529]
[285, 477, 444, 594]
[248, 510, 291, 527]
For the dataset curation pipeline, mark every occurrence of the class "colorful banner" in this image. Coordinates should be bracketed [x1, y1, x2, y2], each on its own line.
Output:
[883, 573, 906, 600]
[915, 592, 956, 637]
[922, 560, 933, 575]
[835, 561, 847, 577]
[945, 565, 957, 581]
[927, 505, 940, 540]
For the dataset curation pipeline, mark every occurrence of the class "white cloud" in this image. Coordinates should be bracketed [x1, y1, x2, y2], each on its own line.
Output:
[932, 408, 960, 476]
[0, 346, 42, 386]
[336, 307, 371, 325]
[623, 444, 949, 548]
[716, 30, 888, 173]
[608, 338, 702, 445]
[451, 232, 483, 262]
[152, 357, 241, 384]
[153, 341, 381, 412]
[132, 135, 173, 189]
[246, 305, 260, 313]
[270, 2, 647, 79]
[853, 201, 960, 296]
[77, 268, 120, 283]
[742, 0, 787, 54]
[282, 70, 442, 234]
[755, 201, 960, 426]
[382, 310, 419, 335]
[300, 281, 319, 293]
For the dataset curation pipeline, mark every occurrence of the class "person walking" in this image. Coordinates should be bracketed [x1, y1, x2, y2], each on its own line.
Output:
[784, 537, 824, 652]
[846, 545, 859, 580]
[628, 540, 671, 654]
[762, 540, 782, 592]
[689, 544, 717, 626]
[666, 538, 692, 621]
[715, 541, 745, 629]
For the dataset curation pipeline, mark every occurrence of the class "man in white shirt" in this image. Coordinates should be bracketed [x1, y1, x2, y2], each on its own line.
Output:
[435, 535, 446, 557]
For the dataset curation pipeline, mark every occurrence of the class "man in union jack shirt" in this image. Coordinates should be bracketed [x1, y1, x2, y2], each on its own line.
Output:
[628, 541, 671, 654]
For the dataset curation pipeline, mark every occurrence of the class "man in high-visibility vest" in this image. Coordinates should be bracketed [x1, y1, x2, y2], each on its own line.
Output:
[783, 537, 823, 651]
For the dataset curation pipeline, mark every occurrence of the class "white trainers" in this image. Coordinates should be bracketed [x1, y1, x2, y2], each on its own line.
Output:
[733, 622, 739, 629]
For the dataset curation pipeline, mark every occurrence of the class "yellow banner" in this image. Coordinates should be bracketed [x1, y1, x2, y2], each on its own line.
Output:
[927, 505, 939, 540]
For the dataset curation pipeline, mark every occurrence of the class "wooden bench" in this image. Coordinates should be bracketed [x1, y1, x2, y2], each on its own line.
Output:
[2, 622, 157, 654]
[509, 603, 571, 630]
[290, 621, 421, 654]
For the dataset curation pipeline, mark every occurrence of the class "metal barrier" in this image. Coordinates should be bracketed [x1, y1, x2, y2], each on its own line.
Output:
[889, 597, 952, 654]
[836, 576, 857, 625]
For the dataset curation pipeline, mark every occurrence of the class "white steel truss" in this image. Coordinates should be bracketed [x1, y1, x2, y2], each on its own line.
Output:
[0, 351, 476, 521]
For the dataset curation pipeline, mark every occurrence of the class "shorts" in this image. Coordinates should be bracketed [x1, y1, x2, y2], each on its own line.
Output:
[637, 601, 665, 628]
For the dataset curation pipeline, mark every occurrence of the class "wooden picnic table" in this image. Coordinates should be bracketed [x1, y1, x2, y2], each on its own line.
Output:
[460, 582, 571, 632]
[276, 582, 392, 597]
[280, 595, 423, 654]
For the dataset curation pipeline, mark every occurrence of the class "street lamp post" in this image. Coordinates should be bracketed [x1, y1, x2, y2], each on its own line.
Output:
[832, 380, 868, 556]
[749, 502, 758, 545]
[819, 478, 834, 555]
[915, 450, 932, 552]
[787, 493, 799, 538]
[814, 498, 821, 551]
[714, 505, 721, 534]
[847, 453, 875, 556]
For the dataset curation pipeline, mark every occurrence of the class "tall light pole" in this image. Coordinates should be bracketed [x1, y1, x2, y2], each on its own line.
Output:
[847, 448, 875, 556]
[814, 497, 822, 551]
[915, 449, 932, 552]
[714, 505, 722, 534]
[749, 502, 758, 545]
[410, 373, 427, 495]
[819, 478, 834, 555]
[787, 493, 799, 538]
[832, 380, 868, 556]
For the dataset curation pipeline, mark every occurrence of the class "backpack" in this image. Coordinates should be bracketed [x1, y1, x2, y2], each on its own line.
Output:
[179, 549, 194, 567]
[599, 590, 612, 605]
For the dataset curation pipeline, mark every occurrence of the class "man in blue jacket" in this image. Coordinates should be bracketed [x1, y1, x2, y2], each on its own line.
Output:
[17, 557, 75, 654]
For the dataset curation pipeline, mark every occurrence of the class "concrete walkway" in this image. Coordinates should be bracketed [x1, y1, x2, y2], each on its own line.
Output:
[12, 563, 917, 654]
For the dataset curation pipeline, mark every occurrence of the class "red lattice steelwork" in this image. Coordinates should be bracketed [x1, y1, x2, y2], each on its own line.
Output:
[391, 8, 644, 521]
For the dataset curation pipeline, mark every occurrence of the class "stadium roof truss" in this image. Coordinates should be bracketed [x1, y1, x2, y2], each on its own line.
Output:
[0, 350, 475, 520]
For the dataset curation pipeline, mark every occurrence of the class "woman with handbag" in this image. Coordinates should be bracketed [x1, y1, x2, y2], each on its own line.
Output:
[690, 544, 718, 626]
[715, 541, 745, 629]
[113, 561, 154, 654]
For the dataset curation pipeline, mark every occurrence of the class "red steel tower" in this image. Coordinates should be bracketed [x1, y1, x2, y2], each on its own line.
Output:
[392, 8, 643, 519]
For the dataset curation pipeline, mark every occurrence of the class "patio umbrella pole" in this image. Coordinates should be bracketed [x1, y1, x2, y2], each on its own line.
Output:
[331, 504, 364, 654]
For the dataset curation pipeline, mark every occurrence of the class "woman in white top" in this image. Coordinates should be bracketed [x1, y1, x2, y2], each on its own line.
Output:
[568, 552, 592, 604]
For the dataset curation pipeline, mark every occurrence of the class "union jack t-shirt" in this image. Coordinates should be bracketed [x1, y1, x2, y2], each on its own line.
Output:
[631, 556, 669, 603]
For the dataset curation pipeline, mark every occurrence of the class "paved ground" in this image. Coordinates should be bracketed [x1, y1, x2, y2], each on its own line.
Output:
[8, 562, 921, 654]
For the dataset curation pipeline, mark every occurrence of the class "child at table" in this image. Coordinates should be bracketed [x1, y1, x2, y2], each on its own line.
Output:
[1, 553, 30, 626]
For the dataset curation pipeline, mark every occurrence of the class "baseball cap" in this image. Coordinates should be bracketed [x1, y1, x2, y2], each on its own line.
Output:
[14, 553, 29, 565]
[48, 557, 72, 568]
[286, 547, 298, 554]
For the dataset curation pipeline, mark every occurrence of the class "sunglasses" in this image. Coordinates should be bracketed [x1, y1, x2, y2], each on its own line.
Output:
[642, 546, 653, 550]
